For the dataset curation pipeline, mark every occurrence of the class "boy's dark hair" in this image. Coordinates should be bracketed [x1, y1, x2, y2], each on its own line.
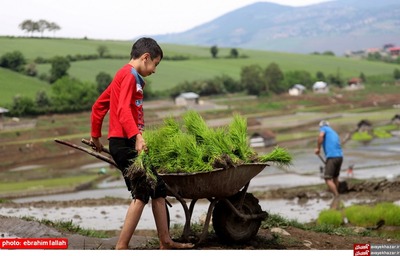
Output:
[130, 37, 163, 60]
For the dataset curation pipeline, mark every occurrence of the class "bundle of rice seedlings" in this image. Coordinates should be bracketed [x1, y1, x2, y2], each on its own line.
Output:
[229, 113, 257, 162]
[125, 150, 157, 189]
[124, 111, 293, 182]
[209, 127, 240, 169]
[183, 110, 210, 144]
[257, 146, 293, 167]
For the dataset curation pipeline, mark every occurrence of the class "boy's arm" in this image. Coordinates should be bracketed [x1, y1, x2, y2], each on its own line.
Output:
[91, 88, 110, 152]
[135, 133, 147, 153]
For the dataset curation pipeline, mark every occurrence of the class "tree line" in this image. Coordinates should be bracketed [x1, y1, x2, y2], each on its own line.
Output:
[1, 45, 400, 117]
[19, 19, 61, 37]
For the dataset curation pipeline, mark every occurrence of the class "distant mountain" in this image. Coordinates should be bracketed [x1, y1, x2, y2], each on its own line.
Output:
[153, 0, 400, 55]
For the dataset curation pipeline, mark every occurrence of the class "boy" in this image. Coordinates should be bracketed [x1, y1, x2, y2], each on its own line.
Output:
[90, 37, 193, 250]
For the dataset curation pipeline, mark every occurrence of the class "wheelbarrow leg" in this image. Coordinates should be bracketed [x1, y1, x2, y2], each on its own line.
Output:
[164, 183, 195, 241]
[198, 198, 218, 244]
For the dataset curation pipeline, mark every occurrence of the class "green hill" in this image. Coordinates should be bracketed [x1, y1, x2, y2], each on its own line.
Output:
[0, 37, 398, 105]
[0, 67, 51, 105]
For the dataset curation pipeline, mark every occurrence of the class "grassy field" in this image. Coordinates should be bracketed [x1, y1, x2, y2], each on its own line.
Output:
[1, 37, 399, 105]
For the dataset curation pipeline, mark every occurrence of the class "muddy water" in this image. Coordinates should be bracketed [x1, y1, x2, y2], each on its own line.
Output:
[1, 137, 400, 230]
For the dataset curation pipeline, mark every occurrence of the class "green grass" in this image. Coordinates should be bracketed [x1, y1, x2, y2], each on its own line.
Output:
[21, 217, 109, 238]
[0, 67, 51, 105]
[0, 174, 99, 194]
[1, 37, 399, 106]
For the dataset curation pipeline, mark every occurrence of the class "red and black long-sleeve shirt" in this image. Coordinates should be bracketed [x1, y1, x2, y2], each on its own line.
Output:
[91, 64, 145, 139]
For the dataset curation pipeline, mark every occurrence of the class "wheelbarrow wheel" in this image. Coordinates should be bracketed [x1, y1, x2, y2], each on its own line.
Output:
[212, 192, 264, 243]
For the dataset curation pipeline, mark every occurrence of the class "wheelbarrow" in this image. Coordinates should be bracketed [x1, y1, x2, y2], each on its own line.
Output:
[160, 163, 268, 244]
[54, 138, 269, 244]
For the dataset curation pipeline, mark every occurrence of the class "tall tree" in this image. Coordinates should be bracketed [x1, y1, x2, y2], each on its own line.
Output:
[263, 62, 284, 94]
[95, 71, 112, 93]
[241, 64, 264, 95]
[48, 22, 61, 37]
[19, 20, 35, 36]
[37, 19, 50, 37]
[97, 45, 109, 58]
[210, 45, 218, 58]
[50, 56, 70, 83]
[230, 48, 239, 58]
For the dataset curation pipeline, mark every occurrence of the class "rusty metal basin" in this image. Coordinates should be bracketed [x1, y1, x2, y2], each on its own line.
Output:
[159, 163, 267, 199]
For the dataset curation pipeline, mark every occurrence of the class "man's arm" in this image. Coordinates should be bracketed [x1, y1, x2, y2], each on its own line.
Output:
[314, 131, 325, 155]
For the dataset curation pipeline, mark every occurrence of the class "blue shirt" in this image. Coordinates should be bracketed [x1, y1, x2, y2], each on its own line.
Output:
[320, 126, 343, 158]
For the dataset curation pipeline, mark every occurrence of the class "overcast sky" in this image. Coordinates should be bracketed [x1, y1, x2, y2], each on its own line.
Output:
[1, 0, 331, 40]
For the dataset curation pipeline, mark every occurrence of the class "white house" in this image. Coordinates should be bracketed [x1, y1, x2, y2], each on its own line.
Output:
[288, 84, 306, 96]
[175, 92, 200, 106]
[312, 81, 329, 94]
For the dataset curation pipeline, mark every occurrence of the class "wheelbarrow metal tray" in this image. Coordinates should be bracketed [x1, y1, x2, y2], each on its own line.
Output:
[159, 163, 267, 199]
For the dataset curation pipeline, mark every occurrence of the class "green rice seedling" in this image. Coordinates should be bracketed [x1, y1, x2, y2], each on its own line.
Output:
[229, 113, 257, 162]
[183, 110, 210, 145]
[372, 202, 400, 226]
[317, 209, 343, 227]
[344, 204, 380, 227]
[258, 146, 293, 167]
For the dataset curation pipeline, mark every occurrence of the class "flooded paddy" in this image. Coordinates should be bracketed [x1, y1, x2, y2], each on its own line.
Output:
[1, 137, 400, 231]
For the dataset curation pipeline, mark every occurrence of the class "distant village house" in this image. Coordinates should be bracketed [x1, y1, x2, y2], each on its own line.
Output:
[175, 92, 200, 106]
[312, 81, 329, 94]
[345, 77, 364, 91]
[288, 84, 306, 96]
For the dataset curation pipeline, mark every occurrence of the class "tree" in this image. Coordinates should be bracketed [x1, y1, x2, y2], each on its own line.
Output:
[51, 77, 97, 112]
[9, 95, 37, 116]
[0, 51, 26, 72]
[240, 64, 264, 95]
[263, 62, 284, 94]
[322, 51, 335, 56]
[284, 70, 313, 90]
[316, 71, 325, 81]
[210, 45, 218, 58]
[19, 20, 35, 36]
[48, 22, 61, 37]
[394, 68, 400, 80]
[97, 45, 109, 58]
[95, 71, 112, 94]
[37, 19, 50, 37]
[230, 48, 239, 58]
[359, 72, 366, 83]
[49, 56, 70, 83]
[216, 75, 242, 93]
[35, 90, 51, 113]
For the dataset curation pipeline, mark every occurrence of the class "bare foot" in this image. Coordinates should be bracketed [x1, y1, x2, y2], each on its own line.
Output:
[160, 241, 195, 250]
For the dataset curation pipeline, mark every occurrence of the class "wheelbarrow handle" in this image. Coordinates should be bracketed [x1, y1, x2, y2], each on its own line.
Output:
[317, 154, 326, 164]
[81, 138, 111, 155]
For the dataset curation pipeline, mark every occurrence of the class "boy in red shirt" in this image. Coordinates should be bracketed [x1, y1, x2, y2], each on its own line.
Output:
[90, 37, 193, 250]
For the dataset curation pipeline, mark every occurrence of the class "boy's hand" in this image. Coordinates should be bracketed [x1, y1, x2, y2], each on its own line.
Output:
[90, 137, 103, 152]
[135, 133, 147, 153]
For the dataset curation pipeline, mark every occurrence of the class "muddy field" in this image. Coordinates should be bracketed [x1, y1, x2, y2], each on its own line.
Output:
[1, 178, 400, 250]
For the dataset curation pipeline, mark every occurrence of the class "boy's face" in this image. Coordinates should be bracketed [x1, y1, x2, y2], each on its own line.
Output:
[140, 53, 161, 77]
